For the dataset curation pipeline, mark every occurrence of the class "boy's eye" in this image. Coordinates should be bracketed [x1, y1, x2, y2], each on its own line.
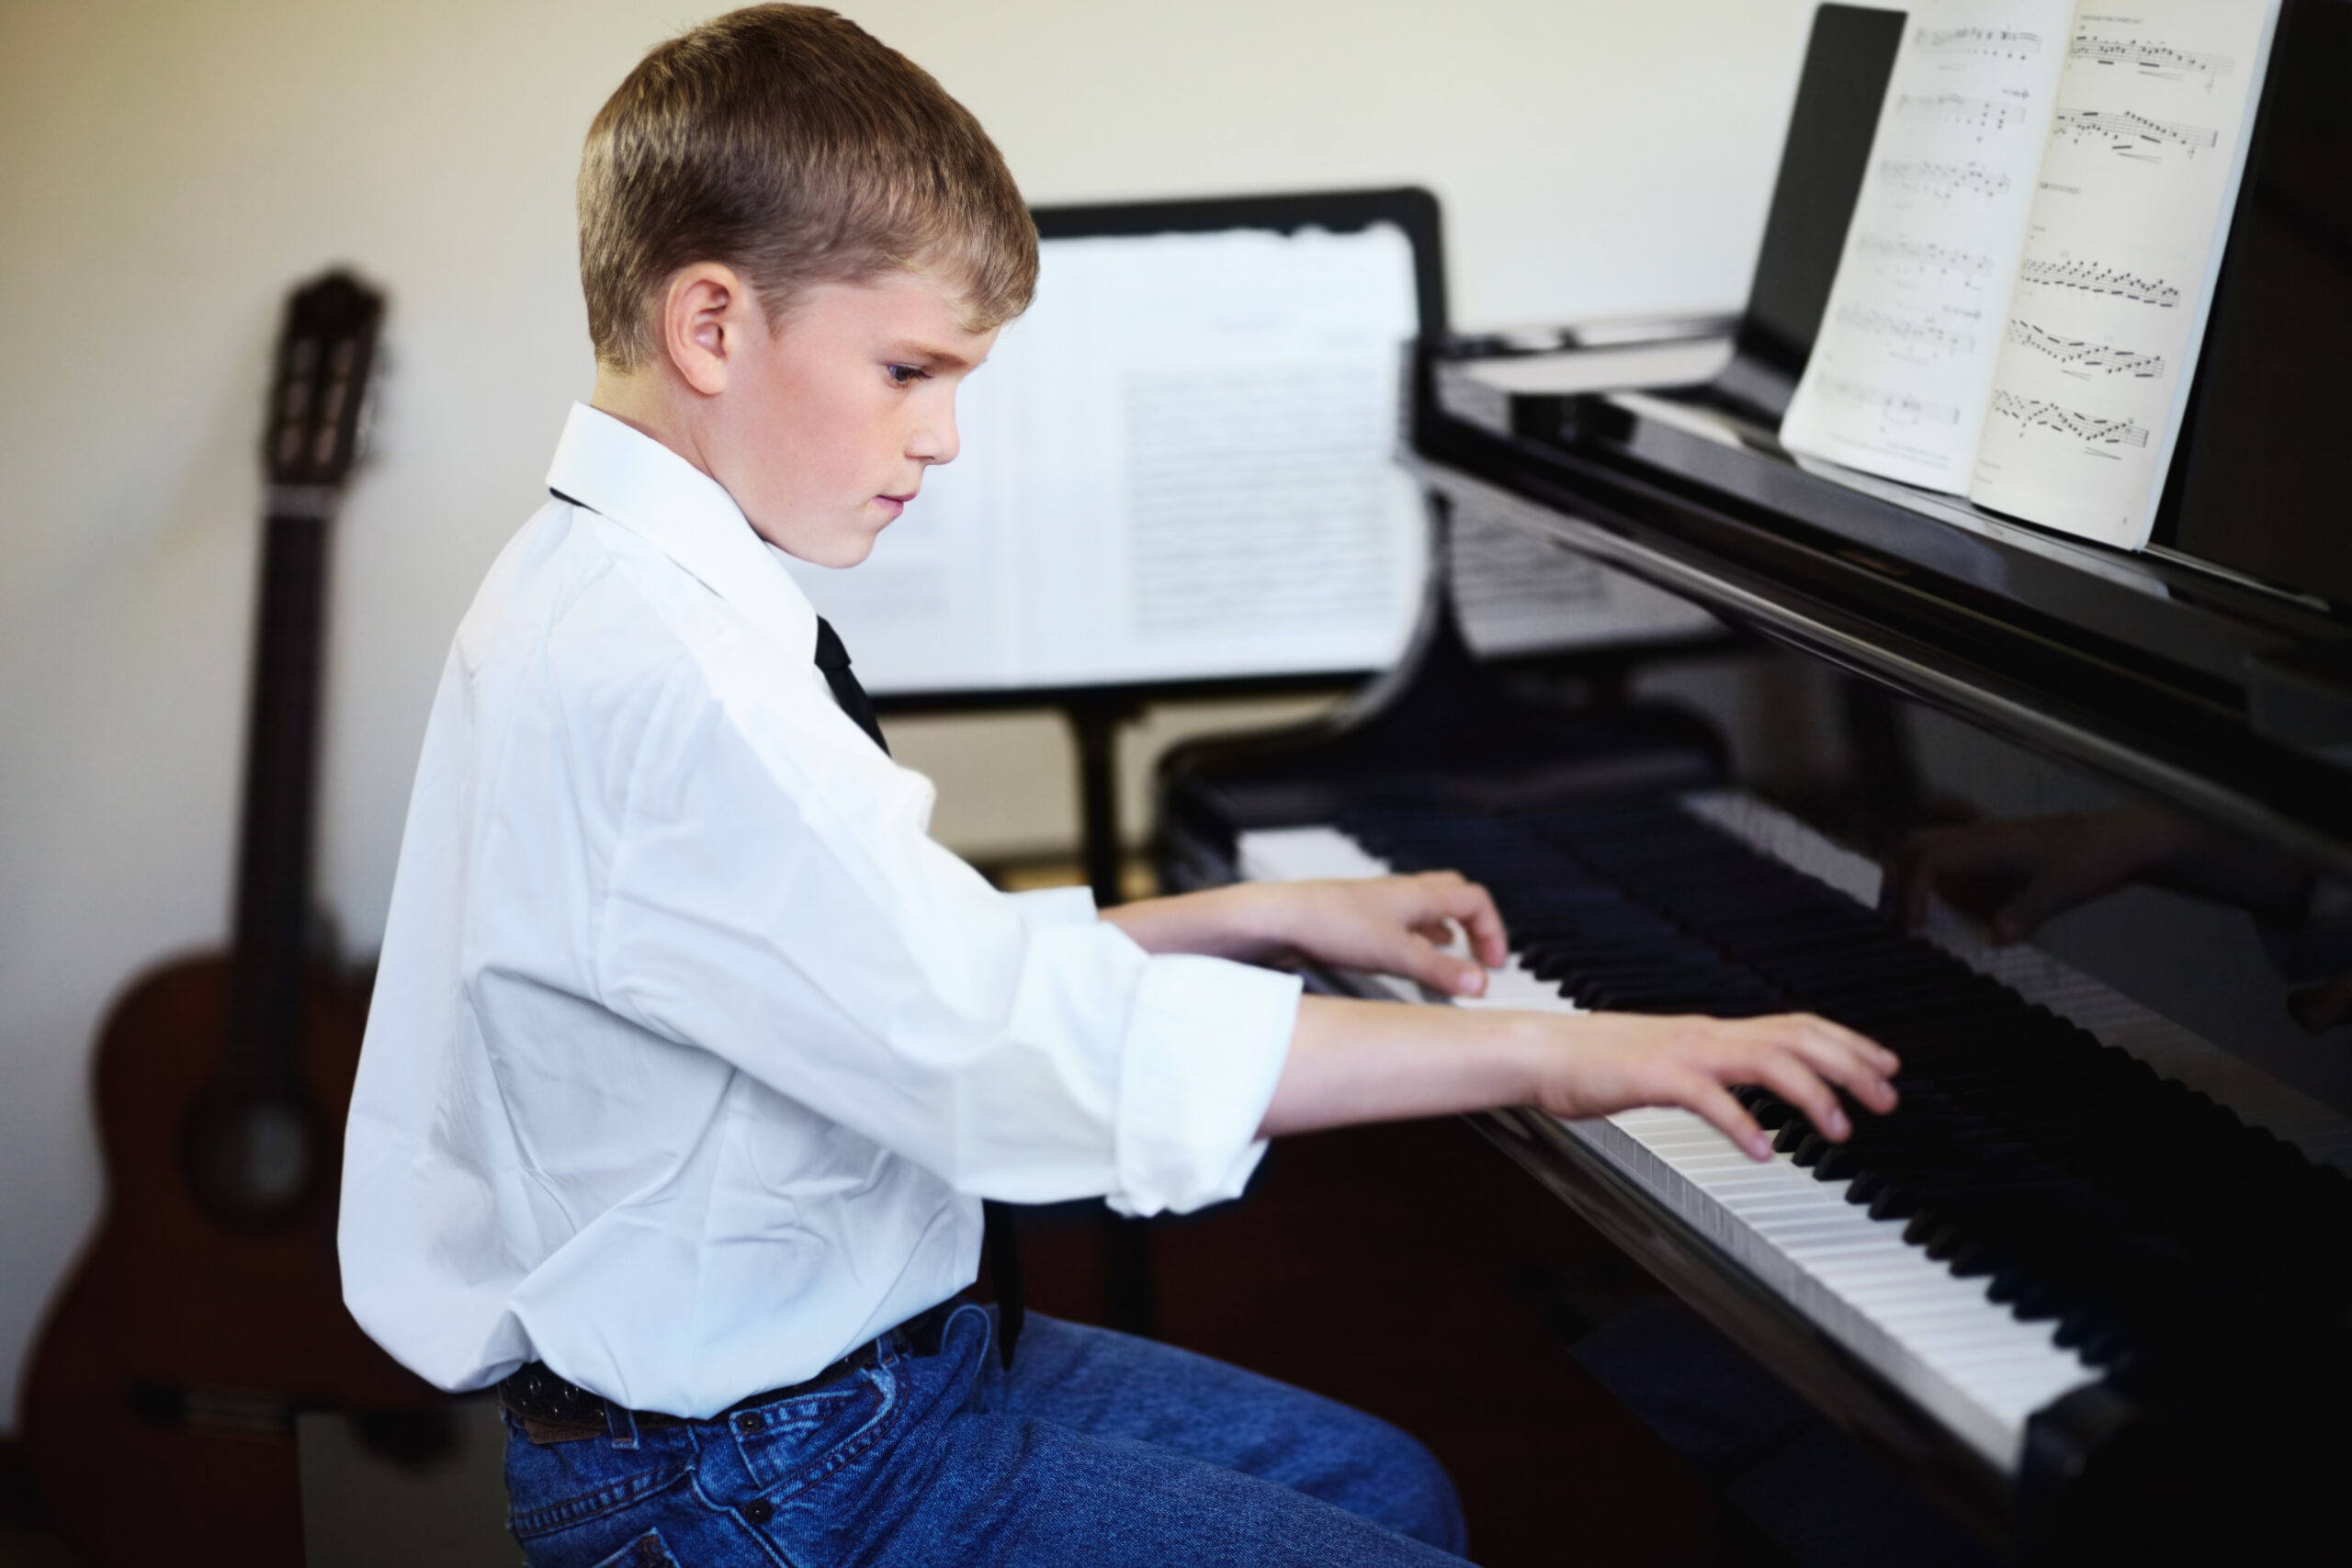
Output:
[886, 364, 928, 388]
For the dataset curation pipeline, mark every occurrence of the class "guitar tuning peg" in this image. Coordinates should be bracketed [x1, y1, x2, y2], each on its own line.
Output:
[351, 341, 387, 469]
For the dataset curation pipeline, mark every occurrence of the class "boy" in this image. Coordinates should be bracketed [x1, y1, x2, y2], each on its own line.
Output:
[340, 8, 1897, 1564]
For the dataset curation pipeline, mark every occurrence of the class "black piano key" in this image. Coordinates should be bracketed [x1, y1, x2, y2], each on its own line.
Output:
[1947, 1239, 2002, 1278]
[1814, 1145, 1862, 1181]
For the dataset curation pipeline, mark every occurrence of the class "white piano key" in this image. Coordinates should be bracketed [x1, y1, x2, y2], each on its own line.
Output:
[1236, 825, 1397, 886]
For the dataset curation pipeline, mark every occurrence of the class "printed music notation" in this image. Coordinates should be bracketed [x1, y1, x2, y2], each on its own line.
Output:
[1990, 389, 2151, 448]
[1878, 158, 2013, 201]
[1838, 305, 1979, 361]
[2052, 107, 2221, 161]
[2070, 32, 2233, 86]
[1895, 93, 2030, 134]
[1788, 0, 2273, 538]
[1856, 233, 1995, 280]
[2016, 256, 2180, 309]
[1912, 25, 2042, 60]
[1125, 364, 1397, 638]
[2005, 320, 2165, 379]
[1823, 376, 1962, 427]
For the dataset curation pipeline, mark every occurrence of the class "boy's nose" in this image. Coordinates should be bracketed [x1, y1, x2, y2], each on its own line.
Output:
[907, 400, 959, 465]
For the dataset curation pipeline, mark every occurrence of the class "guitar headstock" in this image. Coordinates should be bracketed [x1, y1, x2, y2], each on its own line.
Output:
[264, 270, 385, 489]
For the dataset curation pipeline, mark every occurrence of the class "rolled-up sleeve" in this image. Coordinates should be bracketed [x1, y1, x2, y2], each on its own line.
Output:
[585, 661, 1298, 1217]
[1111, 954, 1298, 1213]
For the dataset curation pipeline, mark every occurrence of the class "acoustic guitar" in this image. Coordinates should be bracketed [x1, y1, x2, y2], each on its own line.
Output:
[22, 271, 440, 1564]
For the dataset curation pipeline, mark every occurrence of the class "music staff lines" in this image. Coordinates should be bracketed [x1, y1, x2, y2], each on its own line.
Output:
[2005, 320, 2165, 380]
[2071, 33, 2233, 86]
[1895, 93, 2029, 134]
[1912, 26, 2041, 60]
[2052, 107, 2220, 161]
[1837, 306, 1978, 361]
[1856, 233, 1994, 280]
[1823, 377, 1962, 427]
[1991, 389, 2150, 448]
[1878, 159, 2011, 201]
[2016, 257, 2179, 309]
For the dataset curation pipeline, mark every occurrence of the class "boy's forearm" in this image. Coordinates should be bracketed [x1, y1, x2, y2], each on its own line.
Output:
[1256, 996, 1548, 1137]
[1101, 884, 1287, 962]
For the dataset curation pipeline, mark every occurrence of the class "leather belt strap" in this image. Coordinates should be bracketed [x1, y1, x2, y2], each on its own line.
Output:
[499, 1299, 958, 1445]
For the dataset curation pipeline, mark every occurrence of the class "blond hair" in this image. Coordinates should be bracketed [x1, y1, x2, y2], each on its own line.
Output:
[579, 5, 1037, 369]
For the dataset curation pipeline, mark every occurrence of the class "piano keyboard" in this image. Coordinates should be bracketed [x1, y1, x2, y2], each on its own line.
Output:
[1236, 793, 2352, 1474]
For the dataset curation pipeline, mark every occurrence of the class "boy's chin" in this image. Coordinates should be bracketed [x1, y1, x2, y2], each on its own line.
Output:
[809, 534, 881, 570]
[763, 525, 882, 571]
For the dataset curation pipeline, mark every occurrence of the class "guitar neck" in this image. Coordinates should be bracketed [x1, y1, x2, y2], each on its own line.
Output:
[227, 502, 334, 1092]
[221, 270, 382, 1098]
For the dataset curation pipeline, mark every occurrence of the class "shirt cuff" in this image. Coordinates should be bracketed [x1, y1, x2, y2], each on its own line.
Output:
[1108, 954, 1301, 1217]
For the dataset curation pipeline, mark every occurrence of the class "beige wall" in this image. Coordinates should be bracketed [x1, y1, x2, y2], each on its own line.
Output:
[0, 0, 1817, 1426]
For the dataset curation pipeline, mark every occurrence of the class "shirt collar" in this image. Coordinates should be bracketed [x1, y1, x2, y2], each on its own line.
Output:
[546, 402, 819, 667]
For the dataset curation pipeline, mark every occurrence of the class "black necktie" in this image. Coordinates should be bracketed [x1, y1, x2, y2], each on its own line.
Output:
[812, 617, 1025, 1371]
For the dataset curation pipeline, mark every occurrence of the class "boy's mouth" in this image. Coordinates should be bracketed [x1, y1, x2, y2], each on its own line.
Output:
[873, 490, 917, 522]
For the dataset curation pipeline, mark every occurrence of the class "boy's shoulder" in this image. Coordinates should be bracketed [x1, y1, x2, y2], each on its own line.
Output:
[454, 488, 842, 766]
[450, 499, 720, 725]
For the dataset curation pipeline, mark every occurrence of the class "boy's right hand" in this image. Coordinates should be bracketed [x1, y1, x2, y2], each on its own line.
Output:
[1539, 1010, 1899, 1161]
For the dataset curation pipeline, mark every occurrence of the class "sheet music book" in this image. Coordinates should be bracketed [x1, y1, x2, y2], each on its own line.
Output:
[1780, 0, 2281, 549]
[784, 224, 1429, 694]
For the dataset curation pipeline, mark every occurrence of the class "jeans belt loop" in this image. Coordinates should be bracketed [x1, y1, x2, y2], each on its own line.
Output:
[606, 1399, 640, 1450]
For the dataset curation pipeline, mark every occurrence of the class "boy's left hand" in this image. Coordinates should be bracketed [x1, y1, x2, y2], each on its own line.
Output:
[1250, 874, 1510, 998]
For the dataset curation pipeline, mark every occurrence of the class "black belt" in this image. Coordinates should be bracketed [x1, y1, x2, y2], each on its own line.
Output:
[500, 1298, 960, 1444]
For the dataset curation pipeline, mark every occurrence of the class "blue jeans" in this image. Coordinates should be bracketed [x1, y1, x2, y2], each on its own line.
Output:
[504, 1304, 1470, 1566]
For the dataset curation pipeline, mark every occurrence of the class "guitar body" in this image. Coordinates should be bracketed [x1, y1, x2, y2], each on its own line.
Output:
[22, 272, 421, 1556]
[22, 953, 437, 1566]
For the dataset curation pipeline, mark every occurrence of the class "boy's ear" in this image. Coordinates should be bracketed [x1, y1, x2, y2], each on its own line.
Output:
[659, 263, 757, 397]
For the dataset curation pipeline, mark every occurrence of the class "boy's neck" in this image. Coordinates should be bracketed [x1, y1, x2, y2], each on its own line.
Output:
[590, 366, 719, 482]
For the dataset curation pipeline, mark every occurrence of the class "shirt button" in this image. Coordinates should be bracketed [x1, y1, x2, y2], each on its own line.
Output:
[744, 1499, 775, 1525]
[736, 1412, 764, 1433]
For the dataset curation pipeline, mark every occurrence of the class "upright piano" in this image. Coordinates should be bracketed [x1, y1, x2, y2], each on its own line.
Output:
[1158, 2, 2352, 1558]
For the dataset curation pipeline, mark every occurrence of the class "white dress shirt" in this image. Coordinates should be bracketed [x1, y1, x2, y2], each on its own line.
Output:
[339, 404, 1300, 1417]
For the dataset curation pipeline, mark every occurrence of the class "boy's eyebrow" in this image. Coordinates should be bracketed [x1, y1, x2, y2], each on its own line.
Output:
[889, 339, 980, 371]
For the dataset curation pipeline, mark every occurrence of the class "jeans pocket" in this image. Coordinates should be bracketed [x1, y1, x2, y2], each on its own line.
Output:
[729, 1375, 892, 1495]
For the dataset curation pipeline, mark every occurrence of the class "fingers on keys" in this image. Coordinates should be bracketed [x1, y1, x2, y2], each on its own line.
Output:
[1695, 1013, 1898, 1159]
[1412, 871, 1510, 968]
[1680, 1077, 1774, 1161]
[1779, 1014, 1900, 1111]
